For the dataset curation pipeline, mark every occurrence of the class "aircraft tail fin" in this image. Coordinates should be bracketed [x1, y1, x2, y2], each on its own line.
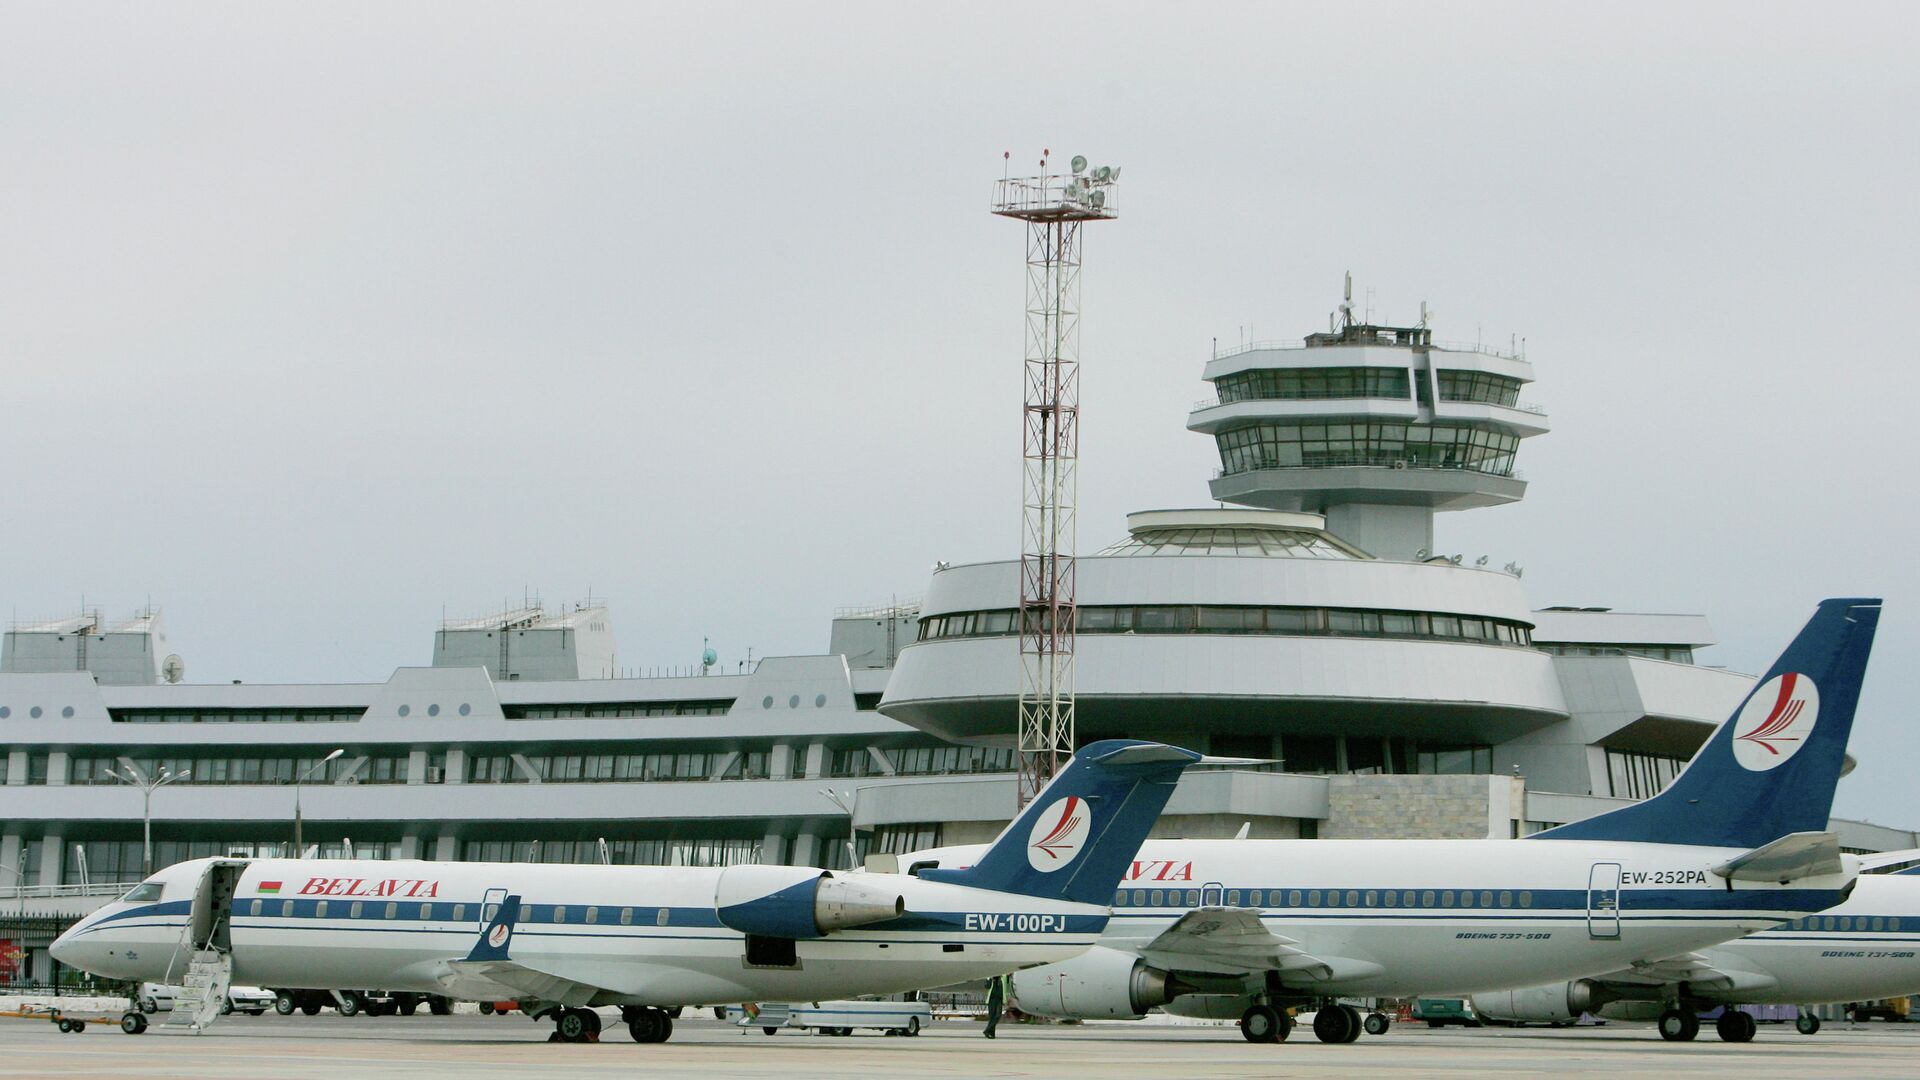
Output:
[464, 894, 522, 962]
[919, 740, 1201, 906]
[1533, 598, 1881, 849]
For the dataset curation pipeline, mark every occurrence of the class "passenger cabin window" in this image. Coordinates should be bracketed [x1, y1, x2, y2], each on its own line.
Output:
[554, 906, 567, 924]
[249, 900, 261, 915]
[620, 907, 633, 926]
[656, 908, 669, 926]
[351, 902, 364, 918]
[315, 901, 328, 918]
[419, 903, 432, 920]
[585, 906, 598, 925]
[452, 904, 465, 922]
[384, 902, 397, 919]
[281, 901, 293, 917]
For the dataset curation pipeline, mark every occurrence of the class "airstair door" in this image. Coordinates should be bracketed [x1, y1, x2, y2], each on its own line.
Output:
[188, 861, 246, 953]
[1587, 862, 1623, 939]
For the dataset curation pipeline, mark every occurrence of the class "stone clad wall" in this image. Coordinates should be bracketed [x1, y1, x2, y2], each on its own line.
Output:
[1321, 774, 1526, 839]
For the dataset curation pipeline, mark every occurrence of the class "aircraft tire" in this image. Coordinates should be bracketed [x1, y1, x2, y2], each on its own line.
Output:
[479, 1001, 495, 1016]
[1657, 1008, 1699, 1042]
[1715, 1010, 1756, 1043]
[1796, 1013, 1821, 1035]
[301, 1003, 322, 1016]
[1363, 1012, 1390, 1036]
[1240, 1004, 1282, 1043]
[121, 1011, 148, 1035]
[627, 1007, 671, 1043]
[557, 1009, 591, 1042]
[1313, 1005, 1358, 1044]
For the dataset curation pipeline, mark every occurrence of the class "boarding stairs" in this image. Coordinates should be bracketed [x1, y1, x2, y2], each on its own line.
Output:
[157, 949, 231, 1034]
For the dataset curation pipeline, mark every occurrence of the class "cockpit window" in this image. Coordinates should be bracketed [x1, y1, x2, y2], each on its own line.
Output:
[120, 882, 164, 902]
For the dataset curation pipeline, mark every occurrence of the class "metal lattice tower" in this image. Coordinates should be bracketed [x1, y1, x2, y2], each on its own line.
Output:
[992, 152, 1120, 807]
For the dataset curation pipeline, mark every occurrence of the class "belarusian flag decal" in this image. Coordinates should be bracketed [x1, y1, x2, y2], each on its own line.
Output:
[258, 881, 283, 894]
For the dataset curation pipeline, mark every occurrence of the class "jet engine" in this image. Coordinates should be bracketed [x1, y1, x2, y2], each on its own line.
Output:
[1010, 946, 1184, 1019]
[714, 865, 905, 939]
[1469, 979, 1610, 1024]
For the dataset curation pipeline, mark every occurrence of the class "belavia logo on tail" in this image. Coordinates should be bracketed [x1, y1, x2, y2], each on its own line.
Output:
[1731, 672, 1820, 772]
[1026, 796, 1091, 872]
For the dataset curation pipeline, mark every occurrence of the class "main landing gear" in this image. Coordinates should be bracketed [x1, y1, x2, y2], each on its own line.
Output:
[1796, 1011, 1821, 1036]
[623, 1006, 675, 1044]
[1239, 1004, 1292, 1043]
[1714, 1009, 1756, 1043]
[1312, 1004, 1365, 1044]
[1657, 1007, 1699, 1042]
[551, 1008, 602, 1043]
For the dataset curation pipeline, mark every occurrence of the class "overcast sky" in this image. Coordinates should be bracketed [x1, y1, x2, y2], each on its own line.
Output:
[3, 2, 1915, 820]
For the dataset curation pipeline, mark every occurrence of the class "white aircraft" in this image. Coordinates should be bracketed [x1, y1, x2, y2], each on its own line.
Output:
[1471, 852, 1920, 1042]
[904, 598, 1882, 1045]
[51, 739, 1201, 1043]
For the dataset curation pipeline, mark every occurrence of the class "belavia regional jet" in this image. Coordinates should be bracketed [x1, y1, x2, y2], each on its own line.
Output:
[52, 739, 1201, 1043]
[904, 598, 1881, 1046]
[1472, 849, 1920, 1043]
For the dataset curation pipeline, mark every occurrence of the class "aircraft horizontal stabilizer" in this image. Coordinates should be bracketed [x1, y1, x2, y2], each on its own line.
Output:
[1139, 907, 1355, 982]
[1710, 831, 1842, 884]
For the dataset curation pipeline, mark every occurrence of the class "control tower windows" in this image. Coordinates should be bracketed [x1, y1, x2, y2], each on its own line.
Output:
[1215, 367, 1410, 404]
[1215, 422, 1520, 478]
[920, 605, 1533, 648]
[1436, 370, 1524, 407]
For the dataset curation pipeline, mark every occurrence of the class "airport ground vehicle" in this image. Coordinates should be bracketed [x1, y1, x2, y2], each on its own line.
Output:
[138, 982, 274, 1016]
[722, 1000, 931, 1036]
[268, 988, 454, 1017]
[1410, 999, 1480, 1028]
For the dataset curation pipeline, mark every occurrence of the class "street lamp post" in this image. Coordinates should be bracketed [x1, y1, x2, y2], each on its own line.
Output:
[107, 764, 191, 878]
[293, 749, 345, 858]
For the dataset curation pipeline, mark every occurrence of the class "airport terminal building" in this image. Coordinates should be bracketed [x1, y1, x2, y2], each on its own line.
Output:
[3, 317, 1911, 985]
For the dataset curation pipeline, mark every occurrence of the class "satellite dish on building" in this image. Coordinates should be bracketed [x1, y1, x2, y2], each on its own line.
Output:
[1070, 155, 1087, 174]
[162, 654, 185, 684]
[702, 646, 718, 667]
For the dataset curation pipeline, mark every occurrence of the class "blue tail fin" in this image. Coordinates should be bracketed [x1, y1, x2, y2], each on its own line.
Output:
[1533, 598, 1881, 848]
[464, 894, 522, 961]
[919, 740, 1201, 905]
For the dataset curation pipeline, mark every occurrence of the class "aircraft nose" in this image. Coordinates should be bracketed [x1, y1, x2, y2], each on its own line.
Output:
[48, 926, 79, 967]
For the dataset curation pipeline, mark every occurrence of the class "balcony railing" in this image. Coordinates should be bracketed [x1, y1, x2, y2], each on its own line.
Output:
[1194, 396, 1545, 415]
[0, 880, 140, 901]
[1211, 338, 1526, 363]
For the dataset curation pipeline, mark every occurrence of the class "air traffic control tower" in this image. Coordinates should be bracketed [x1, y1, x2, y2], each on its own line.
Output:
[1189, 308, 1550, 560]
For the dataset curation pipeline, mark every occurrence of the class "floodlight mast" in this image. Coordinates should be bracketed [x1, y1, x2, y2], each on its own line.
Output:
[990, 151, 1120, 808]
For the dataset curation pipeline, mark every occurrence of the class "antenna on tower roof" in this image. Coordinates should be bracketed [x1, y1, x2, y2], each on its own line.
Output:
[1338, 272, 1355, 329]
[1419, 300, 1431, 328]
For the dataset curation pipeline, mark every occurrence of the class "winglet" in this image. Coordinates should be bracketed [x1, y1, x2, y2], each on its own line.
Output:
[465, 895, 522, 962]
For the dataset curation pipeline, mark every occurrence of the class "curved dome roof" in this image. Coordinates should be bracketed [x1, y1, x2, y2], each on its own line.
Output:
[1093, 509, 1370, 560]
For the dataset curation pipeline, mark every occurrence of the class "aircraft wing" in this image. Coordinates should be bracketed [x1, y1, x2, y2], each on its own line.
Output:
[1137, 907, 1371, 982]
[434, 892, 610, 1006]
[441, 958, 603, 1006]
[1580, 953, 1779, 995]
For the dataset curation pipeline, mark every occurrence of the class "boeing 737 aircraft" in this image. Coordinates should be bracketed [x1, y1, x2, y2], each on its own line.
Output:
[905, 598, 1881, 1045]
[52, 739, 1201, 1043]
[1471, 851, 1920, 1043]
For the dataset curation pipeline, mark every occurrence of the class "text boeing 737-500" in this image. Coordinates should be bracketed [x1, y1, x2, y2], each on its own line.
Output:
[904, 597, 1882, 1046]
[51, 740, 1202, 1043]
